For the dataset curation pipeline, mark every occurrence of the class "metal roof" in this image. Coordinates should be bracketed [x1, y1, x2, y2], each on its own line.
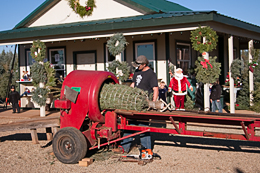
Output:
[119, 0, 191, 13]
[1, 11, 260, 43]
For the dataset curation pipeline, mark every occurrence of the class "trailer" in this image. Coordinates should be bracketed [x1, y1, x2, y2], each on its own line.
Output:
[53, 70, 260, 164]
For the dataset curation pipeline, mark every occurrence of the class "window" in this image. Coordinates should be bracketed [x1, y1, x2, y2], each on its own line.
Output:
[135, 42, 156, 72]
[49, 48, 66, 78]
[26, 49, 47, 74]
[26, 50, 34, 74]
[73, 51, 96, 71]
[176, 43, 191, 74]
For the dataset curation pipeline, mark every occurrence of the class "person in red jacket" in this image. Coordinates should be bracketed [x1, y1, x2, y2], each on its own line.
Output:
[169, 68, 193, 110]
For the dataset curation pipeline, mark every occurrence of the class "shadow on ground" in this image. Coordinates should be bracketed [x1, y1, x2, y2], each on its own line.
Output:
[0, 133, 47, 142]
[151, 132, 260, 154]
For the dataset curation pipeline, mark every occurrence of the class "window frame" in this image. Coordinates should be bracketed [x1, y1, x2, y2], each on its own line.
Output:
[47, 47, 66, 77]
[176, 42, 191, 74]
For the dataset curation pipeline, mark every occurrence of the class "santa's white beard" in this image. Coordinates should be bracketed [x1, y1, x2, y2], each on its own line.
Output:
[175, 73, 183, 80]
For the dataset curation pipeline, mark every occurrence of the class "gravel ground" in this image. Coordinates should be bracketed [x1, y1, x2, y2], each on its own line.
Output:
[0, 117, 260, 173]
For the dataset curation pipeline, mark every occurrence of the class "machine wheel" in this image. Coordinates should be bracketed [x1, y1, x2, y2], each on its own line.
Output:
[53, 127, 87, 164]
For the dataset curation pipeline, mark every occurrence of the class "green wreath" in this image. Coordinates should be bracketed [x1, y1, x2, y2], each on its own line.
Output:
[107, 60, 130, 82]
[30, 40, 46, 62]
[107, 33, 128, 57]
[32, 87, 49, 106]
[69, 0, 96, 18]
[191, 26, 218, 53]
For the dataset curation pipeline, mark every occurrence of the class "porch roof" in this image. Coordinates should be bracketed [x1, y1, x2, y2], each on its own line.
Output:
[1, 11, 260, 44]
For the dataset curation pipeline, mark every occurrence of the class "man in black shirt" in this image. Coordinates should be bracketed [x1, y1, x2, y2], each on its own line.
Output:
[130, 55, 159, 101]
[114, 55, 158, 155]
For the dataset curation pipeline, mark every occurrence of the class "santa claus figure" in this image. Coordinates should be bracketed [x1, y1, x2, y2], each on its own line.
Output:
[169, 68, 193, 110]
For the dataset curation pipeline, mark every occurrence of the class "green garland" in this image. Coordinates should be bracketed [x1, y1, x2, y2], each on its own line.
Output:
[107, 60, 130, 82]
[191, 26, 218, 53]
[32, 87, 49, 107]
[30, 40, 46, 62]
[30, 62, 47, 86]
[107, 33, 128, 57]
[69, 0, 96, 18]
[195, 56, 221, 84]
[44, 61, 56, 87]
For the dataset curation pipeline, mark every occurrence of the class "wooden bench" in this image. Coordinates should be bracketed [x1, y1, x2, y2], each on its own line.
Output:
[0, 116, 60, 144]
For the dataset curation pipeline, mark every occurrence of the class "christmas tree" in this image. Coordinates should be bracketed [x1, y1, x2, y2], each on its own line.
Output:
[250, 49, 260, 112]
[0, 50, 19, 99]
[235, 53, 250, 110]
[184, 94, 194, 110]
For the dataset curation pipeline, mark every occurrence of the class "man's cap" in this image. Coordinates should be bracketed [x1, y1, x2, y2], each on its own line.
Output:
[10, 85, 15, 89]
[131, 55, 149, 67]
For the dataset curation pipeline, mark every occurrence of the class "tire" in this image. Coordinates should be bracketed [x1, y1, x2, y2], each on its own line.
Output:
[52, 127, 87, 164]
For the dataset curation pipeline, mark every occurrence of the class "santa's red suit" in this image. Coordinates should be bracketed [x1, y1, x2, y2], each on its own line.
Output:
[169, 74, 191, 110]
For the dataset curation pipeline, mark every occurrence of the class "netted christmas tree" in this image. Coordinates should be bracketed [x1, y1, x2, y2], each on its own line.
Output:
[30, 40, 56, 107]
[99, 83, 149, 111]
[194, 56, 221, 84]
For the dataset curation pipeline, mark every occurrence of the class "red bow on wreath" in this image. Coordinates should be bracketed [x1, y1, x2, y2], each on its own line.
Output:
[200, 59, 213, 69]
[85, 6, 91, 11]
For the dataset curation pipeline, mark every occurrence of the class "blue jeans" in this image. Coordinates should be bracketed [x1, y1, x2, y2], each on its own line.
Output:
[211, 100, 222, 113]
[120, 121, 151, 153]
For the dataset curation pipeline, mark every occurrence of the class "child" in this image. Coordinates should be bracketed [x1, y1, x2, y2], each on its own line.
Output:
[159, 81, 168, 103]
[9, 85, 20, 113]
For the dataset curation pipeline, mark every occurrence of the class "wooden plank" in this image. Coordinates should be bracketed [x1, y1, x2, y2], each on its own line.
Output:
[79, 161, 92, 167]
[0, 119, 60, 132]
[81, 158, 94, 164]
[30, 128, 39, 144]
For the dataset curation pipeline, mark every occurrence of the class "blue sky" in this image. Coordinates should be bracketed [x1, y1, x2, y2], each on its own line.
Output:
[0, 0, 259, 52]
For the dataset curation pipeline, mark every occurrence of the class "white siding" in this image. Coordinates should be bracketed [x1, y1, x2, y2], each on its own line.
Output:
[30, 0, 143, 27]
